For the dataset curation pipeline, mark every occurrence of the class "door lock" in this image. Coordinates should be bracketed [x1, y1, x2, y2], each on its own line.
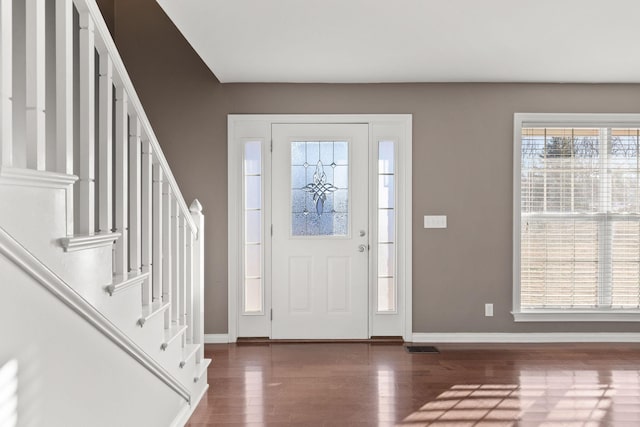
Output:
[359, 230, 366, 237]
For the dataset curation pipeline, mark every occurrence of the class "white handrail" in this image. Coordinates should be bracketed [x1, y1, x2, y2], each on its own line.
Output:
[0, 226, 191, 404]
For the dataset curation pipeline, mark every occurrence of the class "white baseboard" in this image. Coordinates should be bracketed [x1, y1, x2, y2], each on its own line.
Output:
[412, 332, 640, 343]
[204, 334, 230, 344]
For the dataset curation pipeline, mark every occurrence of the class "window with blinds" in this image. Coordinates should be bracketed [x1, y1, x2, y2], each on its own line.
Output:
[518, 122, 640, 314]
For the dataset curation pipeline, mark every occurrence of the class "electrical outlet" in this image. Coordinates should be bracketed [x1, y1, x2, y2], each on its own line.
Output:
[485, 303, 494, 317]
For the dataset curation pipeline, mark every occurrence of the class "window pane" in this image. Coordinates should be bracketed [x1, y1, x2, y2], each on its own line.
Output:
[244, 141, 261, 174]
[377, 141, 396, 312]
[377, 277, 396, 312]
[611, 220, 640, 308]
[516, 125, 640, 313]
[378, 209, 395, 243]
[245, 244, 261, 277]
[243, 141, 262, 313]
[521, 219, 598, 309]
[291, 141, 306, 165]
[291, 141, 348, 236]
[245, 210, 261, 244]
[245, 176, 261, 210]
[379, 175, 394, 209]
[379, 141, 394, 174]
[244, 278, 262, 313]
[378, 243, 395, 277]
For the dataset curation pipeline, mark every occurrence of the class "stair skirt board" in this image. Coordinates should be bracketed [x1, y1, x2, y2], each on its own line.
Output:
[0, 227, 192, 404]
[170, 383, 209, 427]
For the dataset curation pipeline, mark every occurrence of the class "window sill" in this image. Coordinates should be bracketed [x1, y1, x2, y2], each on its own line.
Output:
[512, 310, 640, 322]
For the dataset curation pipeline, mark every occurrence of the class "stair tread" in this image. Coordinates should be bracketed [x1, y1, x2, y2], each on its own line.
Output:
[181, 343, 200, 362]
[113, 270, 148, 284]
[194, 358, 211, 381]
[107, 271, 149, 296]
[60, 231, 121, 252]
[163, 324, 188, 346]
[140, 300, 170, 322]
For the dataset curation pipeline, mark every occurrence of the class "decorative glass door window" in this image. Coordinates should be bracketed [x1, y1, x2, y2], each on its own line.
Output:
[291, 141, 349, 236]
[244, 141, 263, 313]
[377, 141, 397, 312]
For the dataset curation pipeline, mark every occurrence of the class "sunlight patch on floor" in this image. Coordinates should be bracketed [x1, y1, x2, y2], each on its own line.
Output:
[395, 368, 638, 426]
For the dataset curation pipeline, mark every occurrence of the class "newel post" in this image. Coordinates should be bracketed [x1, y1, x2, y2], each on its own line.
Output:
[190, 199, 205, 362]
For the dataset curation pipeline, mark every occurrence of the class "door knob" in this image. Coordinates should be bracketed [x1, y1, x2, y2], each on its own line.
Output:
[358, 244, 367, 252]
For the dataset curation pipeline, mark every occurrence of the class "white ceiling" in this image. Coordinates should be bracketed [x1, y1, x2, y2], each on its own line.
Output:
[156, 0, 640, 84]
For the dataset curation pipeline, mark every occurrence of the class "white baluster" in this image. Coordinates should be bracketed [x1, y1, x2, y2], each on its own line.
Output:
[171, 199, 180, 325]
[162, 183, 172, 328]
[55, 0, 72, 173]
[186, 229, 194, 344]
[180, 215, 187, 330]
[77, 11, 95, 234]
[190, 199, 204, 362]
[152, 165, 163, 303]
[141, 136, 153, 305]
[25, 0, 45, 170]
[56, 0, 73, 235]
[128, 115, 142, 273]
[114, 86, 128, 275]
[97, 51, 112, 234]
[0, 0, 12, 168]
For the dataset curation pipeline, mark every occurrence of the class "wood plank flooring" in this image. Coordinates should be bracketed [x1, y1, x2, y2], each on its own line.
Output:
[187, 342, 640, 426]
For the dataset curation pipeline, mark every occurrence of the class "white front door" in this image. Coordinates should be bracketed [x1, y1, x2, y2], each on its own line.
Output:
[271, 123, 369, 339]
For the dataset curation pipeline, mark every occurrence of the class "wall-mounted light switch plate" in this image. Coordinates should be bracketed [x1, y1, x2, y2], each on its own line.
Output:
[424, 215, 447, 229]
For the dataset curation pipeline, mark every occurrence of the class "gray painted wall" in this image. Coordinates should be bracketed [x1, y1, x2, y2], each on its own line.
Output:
[104, 0, 640, 335]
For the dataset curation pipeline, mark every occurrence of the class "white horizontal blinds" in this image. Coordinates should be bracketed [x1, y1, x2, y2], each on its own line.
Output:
[609, 128, 640, 308]
[244, 141, 262, 314]
[520, 126, 640, 310]
[377, 141, 396, 312]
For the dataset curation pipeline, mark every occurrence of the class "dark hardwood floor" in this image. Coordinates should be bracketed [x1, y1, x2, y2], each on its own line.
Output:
[187, 342, 640, 426]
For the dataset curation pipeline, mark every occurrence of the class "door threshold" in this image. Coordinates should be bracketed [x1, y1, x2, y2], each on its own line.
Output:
[236, 336, 404, 345]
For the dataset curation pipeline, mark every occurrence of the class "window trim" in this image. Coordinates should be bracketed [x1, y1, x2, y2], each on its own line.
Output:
[513, 113, 640, 322]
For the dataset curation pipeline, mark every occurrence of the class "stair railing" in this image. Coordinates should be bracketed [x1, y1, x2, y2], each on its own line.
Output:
[0, 0, 204, 363]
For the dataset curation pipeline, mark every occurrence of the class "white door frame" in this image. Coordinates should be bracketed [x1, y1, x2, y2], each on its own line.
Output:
[227, 114, 413, 342]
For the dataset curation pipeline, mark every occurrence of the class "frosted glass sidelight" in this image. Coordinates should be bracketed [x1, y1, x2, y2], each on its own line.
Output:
[378, 209, 395, 243]
[378, 175, 395, 209]
[377, 141, 396, 312]
[244, 278, 262, 313]
[379, 141, 394, 173]
[244, 141, 261, 174]
[245, 176, 261, 210]
[243, 140, 263, 313]
[377, 278, 396, 313]
[245, 244, 261, 277]
[378, 243, 395, 277]
[245, 210, 261, 244]
[292, 141, 349, 236]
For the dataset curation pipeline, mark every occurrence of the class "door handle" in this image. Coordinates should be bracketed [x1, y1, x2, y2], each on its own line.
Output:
[358, 244, 367, 252]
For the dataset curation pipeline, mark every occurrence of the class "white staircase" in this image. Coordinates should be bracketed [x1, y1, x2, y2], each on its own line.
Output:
[0, 0, 209, 425]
